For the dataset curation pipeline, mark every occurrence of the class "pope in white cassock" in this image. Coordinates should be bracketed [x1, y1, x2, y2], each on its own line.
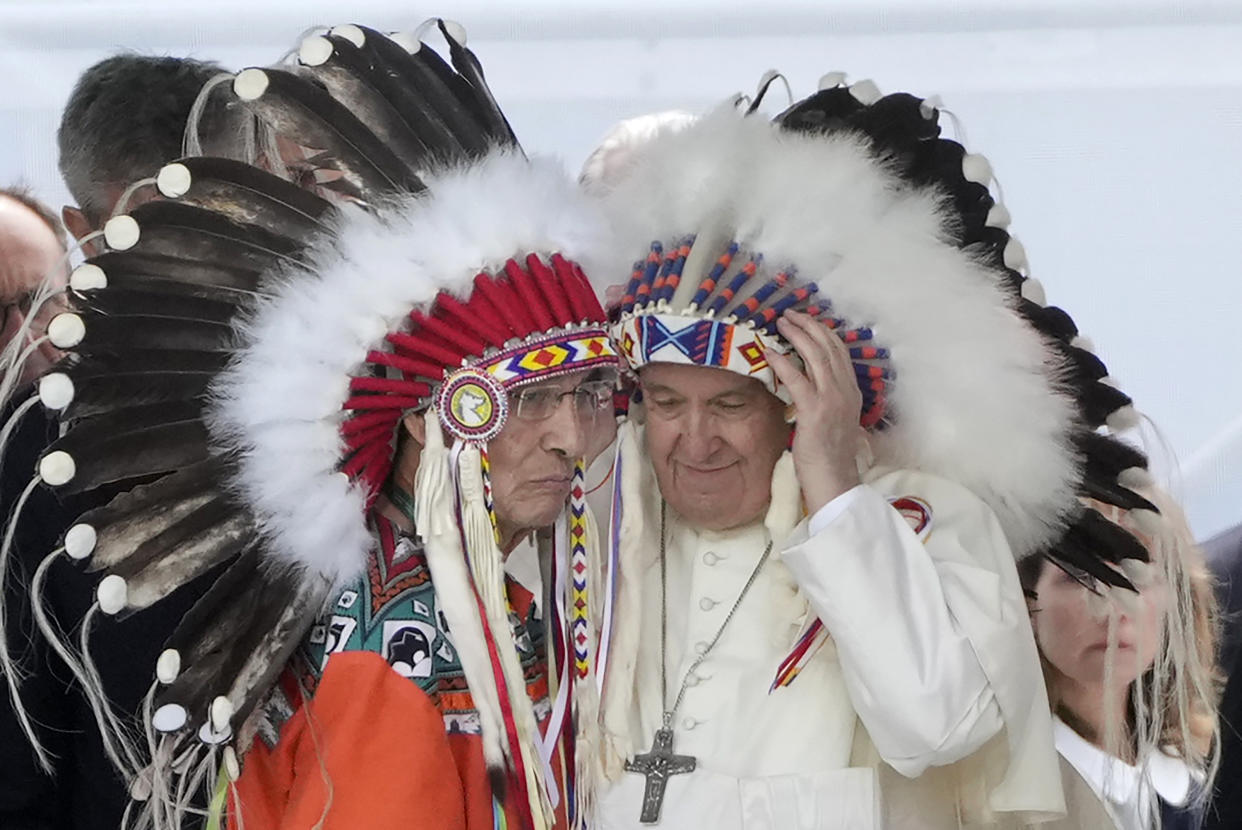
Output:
[580, 76, 1146, 830]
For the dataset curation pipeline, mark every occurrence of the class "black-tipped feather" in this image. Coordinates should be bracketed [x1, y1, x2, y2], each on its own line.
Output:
[116, 509, 257, 615]
[392, 33, 501, 156]
[854, 93, 940, 160]
[297, 35, 433, 166]
[1062, 345, 1109, 387]
[162, 156, 333, 234]
[86, 490, 220, 573]
[774, 87, 865, 133]
[1075, 432, 1158, 512]
[1048, 507, 1151, 593]
[53, 424, 209, 494]
[773, 88, 1154, 593]
[1082, 381, 1134, 428]
[156, 550, 269, 731]
[71, 459, 225, 537]
[220, 571, 332, 733]
[1079, 477, 1159, 514]
[1079, 432, 1149, 480]
[160, 549, 263, 658]
[357, 26, 493, 158]
[76, 313, 234, 354]
[157, 556, 315, 735]
[62, 372, 214, 420]
[1018, 302, 1079, 342]
[237, 67, 424, 197]
[70, 349, 231, 378]
[45, 401, 209, 493]
[438, 20, 517, 146]
[84, 251, 266, 295]
[121, 201, 304, 273]
[75, 287, 237, 325]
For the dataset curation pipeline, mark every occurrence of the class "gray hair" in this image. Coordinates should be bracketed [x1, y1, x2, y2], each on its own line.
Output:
[0, 184, 66, 248]
[57, 53, 251, 225]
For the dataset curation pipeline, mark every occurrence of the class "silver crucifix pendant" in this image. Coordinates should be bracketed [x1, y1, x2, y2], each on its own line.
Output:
[624, 726, 696, 824]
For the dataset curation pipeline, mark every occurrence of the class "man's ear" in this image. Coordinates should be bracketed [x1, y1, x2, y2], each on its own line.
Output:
[62, 205, 93, 240]
[62, 205, 101, 257]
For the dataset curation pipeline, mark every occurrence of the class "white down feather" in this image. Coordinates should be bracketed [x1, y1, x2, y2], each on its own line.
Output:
[208, 150, 611, 586]
[599, 107, 1081, 557]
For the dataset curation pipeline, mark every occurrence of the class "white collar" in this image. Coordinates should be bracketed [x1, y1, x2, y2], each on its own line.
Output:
[1054, 717, 1193, 810]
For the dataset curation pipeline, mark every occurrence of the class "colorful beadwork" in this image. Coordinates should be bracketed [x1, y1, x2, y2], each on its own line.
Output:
[437, 367, 509, 443]
[569, 461, 590, 679]
[480, 331, 617, 387]
[613, 238, 892, 427]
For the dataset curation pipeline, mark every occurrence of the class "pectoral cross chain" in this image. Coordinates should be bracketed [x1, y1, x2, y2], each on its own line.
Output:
[626, 505, 771, 824]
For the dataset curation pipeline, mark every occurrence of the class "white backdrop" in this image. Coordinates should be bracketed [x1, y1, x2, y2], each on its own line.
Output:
[1, 0, 1239, 539]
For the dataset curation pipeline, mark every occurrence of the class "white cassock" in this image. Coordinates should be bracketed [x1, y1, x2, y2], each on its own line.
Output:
[596, 440, 1065, 830]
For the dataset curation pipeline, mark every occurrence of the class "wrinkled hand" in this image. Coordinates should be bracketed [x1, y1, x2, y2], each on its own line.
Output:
[765, 310, 864, 516]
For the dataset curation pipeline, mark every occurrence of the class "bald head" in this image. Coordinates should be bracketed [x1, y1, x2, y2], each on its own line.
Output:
[0, 193, 67, 378]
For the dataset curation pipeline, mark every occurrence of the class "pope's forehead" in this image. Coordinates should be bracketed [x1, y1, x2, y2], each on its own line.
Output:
[638, 362, 766, 395]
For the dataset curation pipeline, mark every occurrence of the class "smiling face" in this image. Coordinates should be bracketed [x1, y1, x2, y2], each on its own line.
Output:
[640, 362, 789, 531]
[1030, 562, 1164, 692]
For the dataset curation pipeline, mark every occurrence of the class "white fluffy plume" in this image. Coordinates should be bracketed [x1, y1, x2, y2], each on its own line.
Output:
[598, 107, 1081, 557]
[208, 150, 610, 585]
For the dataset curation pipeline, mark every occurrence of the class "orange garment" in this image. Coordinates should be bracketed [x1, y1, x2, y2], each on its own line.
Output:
[231, 583, 569, 830]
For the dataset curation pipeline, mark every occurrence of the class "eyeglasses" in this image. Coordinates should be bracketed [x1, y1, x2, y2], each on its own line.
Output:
[511, 380, 615, 422]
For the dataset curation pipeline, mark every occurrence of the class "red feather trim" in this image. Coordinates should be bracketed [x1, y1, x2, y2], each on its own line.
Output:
[348, 376, 432, 396]
[527, 253, 573, 325]
[504, 258, 556, 333]
[341, 410, 402, 436]
[365, 349, 445, 380]
[343, 394, 425, 411]
[410, 306, 490, 357]
[433, 292, 509, 350]
[387, 331, 470, 369]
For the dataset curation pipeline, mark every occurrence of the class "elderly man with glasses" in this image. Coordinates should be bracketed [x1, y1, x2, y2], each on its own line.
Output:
[0, 188, 66, 384]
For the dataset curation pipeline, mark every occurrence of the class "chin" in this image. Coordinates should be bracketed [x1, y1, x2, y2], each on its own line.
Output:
[511, 498, 570, 531]
[670, 495, 755, 532]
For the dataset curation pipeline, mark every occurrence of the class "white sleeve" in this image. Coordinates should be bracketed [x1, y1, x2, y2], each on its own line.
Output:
[781, 475, 1011, 778]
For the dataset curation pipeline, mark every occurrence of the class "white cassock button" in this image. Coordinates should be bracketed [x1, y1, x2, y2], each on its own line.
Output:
[699, 597, 717, 611]
[682, 717, 699, 730]
[694, 640, 709, 655]
[703, 551, 719, 566]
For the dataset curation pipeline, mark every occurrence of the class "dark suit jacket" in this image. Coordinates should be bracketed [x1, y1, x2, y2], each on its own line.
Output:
[0, 400, 208, 830]
[1202, 521, 1242, 830]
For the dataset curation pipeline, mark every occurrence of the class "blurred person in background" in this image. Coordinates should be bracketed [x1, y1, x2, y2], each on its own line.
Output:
[58, 53, 250, 245]
[1201, 520, 1242, 830]
[0, 53, 246, 830]
[0, 187, 66, 382]
[1020, 491, 1220, 830]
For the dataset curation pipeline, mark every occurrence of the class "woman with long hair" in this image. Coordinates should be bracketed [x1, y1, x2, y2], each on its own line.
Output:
[1020, 490, 1221, 829]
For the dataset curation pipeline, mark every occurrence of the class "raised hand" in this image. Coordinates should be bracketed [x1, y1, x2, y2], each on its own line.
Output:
[765, 310, 864, 515]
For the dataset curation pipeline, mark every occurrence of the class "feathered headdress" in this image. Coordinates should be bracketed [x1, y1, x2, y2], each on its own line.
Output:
[1, 20, 612, 830]
[599, 76, 1156, 582]
[586, 77, 1164, 817]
